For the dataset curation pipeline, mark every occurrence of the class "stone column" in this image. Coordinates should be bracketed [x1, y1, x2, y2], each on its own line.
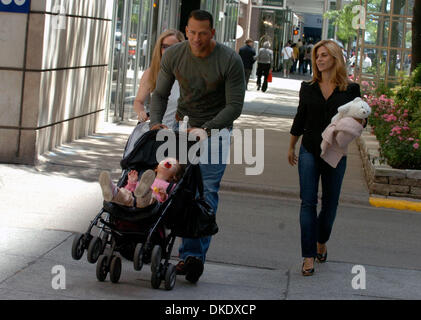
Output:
[0, 0, 113, 164]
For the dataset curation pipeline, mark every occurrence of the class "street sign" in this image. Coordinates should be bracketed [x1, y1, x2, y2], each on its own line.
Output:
[0, 0, 31, 13]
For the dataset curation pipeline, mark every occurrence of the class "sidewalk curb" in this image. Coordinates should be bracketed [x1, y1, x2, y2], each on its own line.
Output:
[369, 197, 421, 212]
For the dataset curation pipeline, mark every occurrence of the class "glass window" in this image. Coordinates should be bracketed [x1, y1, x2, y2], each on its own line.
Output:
[406, 0, 415, 16]
[138, 0, 152, 71]
[362, 48, 375, 74]
[390, 18, 406, 49]
[392, 0, 407, 15]
[405, 22, 412, 49]
[387, 48, 401, 77]
[367, 0, 391, 14]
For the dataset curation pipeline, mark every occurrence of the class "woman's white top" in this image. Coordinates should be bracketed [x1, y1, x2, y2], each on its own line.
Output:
[161, 80, 179, 130]
[145, 80, 179, 130]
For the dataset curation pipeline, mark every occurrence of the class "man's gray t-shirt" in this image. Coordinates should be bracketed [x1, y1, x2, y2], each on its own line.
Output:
[150, 41, 245, 129]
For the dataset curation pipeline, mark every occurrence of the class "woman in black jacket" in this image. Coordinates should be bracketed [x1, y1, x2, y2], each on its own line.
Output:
[288, 40, 362, 276]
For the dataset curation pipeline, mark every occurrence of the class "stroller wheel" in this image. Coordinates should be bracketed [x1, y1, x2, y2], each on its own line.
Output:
[164, 264, 176, 291]
[151, 270, 162, 289]
[133, 243, 144, 271]
[150, 245, 162, 273]
[96, 254, 109, 282]
[71, 233, 85, 260]
[109, 256, 122, 283]
[87, 236, 103, 264]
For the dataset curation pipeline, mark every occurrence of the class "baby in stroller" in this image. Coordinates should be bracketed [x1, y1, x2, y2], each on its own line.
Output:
[71, 128, 218, 290]
[98, 157, 185, 208]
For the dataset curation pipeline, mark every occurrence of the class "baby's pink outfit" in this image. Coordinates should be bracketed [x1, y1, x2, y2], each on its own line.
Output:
[151, 178, 176, 202]
[124, 180, 138, 192]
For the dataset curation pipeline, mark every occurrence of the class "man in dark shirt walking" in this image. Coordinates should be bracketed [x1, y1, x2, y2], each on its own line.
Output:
[150, 10, 245, 284]
[238, 38, 256, 90]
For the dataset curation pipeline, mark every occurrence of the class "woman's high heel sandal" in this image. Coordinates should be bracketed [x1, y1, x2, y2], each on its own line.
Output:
[316, 244, 327, 263]
[316, 251, 327, 263]
[302, 258, 315, 276]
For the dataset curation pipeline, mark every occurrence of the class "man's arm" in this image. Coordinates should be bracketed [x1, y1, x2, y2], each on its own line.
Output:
[201, 52, 245, 129]
[149, 51, 175, 128]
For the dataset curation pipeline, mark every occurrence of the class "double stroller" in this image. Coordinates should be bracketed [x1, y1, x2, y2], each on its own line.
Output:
[70, 124, 218, 290]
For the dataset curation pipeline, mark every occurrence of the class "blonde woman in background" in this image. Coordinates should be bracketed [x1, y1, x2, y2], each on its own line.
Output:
[133, 29, 185, 129]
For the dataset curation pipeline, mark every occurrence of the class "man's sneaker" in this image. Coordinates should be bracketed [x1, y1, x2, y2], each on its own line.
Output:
[184, 256, 204, 283]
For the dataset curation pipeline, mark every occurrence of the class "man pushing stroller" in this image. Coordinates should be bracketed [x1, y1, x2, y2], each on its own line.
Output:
[148, 10, 245, 283]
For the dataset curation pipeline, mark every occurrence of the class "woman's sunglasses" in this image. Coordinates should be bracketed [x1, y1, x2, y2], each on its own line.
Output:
[161, 44, 172, 50]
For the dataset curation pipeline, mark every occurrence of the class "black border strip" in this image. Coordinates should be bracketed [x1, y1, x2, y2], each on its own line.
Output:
[0, 64, 109, 72]
[30, 10, 112, 22]
[0, 109, 104, 131]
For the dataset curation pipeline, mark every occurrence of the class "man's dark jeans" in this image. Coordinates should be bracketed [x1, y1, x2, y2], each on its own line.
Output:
[298, 145, 347, 258]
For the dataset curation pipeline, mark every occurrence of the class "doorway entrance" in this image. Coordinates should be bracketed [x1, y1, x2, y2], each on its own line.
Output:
[107, 0, 181, 123]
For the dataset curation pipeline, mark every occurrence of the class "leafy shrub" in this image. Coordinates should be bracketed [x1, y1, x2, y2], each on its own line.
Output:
[365, 64, 421, 169]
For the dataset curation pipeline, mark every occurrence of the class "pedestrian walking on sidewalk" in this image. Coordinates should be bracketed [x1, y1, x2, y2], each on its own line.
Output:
[133, 29, 185, 129]
[303, 40, 314, 75]
[281, 41, 293, 78]
[291, 43, 299, 74]
[149, 9, 245, 283]
[256, 41, 273, 92]
[298, 40, 306, 74]
[238, 38, 256, 90]
[287, 39, 361, 276]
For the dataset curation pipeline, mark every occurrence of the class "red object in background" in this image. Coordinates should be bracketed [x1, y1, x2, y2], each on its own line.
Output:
[267, 70, 272, 82]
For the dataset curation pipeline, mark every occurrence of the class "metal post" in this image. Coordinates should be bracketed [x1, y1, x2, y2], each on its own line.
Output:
[321, 0, 329, 40]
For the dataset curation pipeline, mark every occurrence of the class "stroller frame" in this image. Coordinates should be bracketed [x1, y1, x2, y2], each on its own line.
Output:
[71, 135, 182, 291]
[71, 186, 178, 290]
[70, 126, 214, 291]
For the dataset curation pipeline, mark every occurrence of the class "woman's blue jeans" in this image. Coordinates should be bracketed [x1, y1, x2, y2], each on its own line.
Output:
[178, 129, 231, 262]
[298, 145, 347, 258]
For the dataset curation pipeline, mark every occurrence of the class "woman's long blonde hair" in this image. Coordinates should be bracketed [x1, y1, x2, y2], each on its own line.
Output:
[311, 40, 350, 91]
[149, 29, 185, 91]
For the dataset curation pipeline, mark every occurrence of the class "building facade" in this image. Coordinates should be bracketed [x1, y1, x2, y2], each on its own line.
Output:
[0, 0, 113, 164]
[353, 0, 414, 87]
[1, 0, 414, 165]
[0, 0, 242, 164]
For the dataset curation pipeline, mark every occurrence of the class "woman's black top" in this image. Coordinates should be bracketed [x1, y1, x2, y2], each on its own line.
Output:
[290, 81, 361, 157]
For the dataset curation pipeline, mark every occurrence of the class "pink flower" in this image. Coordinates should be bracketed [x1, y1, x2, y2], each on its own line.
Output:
[408, 137, 414, 141]
[414, 143, 420, 149]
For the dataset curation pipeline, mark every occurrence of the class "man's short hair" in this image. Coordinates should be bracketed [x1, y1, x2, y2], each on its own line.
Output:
[245, 38, 253, 44]
[188, 9, 213, 29]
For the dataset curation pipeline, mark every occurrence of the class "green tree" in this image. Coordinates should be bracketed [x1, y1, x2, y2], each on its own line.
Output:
[323, 0, 360, 58]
